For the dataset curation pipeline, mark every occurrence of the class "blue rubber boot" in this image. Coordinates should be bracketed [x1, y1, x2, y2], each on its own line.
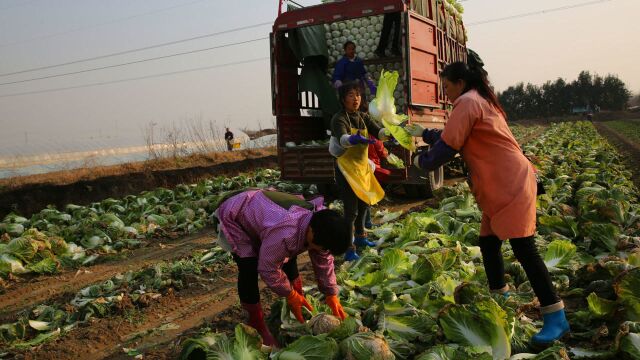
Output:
[532, 307, 570, 346]
[344, 248, 360, 261]
[354, 234, 376, 247]
[491, 285, 510, 299]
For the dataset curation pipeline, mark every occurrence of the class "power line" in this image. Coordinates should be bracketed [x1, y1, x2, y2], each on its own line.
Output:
[0, 57, 269, 98]
[0, 37, 268, 86]
[2, 1, 207, 47]
[0, 0, 212, 48]
[466, 0, 614, 26]
[0, 21, 272, 78]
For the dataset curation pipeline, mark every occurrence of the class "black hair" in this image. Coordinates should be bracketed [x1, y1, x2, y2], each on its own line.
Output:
[309, 209, 351, 256]
[337, 81, 362, 104]
[440, 61, 507, 118]
[343, 40, 356, 50]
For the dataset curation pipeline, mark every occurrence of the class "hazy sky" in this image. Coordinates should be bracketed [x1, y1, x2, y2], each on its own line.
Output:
[0, 0, 638, 156]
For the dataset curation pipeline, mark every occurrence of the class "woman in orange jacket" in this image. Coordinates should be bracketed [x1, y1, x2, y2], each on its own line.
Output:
[408, 59, 569, 346]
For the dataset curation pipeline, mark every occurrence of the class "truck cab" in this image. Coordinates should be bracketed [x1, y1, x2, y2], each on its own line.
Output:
[270, 0, 466, 197]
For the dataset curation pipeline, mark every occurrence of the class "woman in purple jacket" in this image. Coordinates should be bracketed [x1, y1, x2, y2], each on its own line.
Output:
[214, 189, 351, 346]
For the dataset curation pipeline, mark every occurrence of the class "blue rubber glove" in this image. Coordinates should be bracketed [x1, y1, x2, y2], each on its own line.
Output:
[413, 139, 457, 171]
[422, 129, 443, 146]
[366, 79, 377, 96]
[348, 132, 375, 145]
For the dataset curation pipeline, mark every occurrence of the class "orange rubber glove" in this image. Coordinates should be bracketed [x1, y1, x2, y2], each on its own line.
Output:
[326, 295, 347, 320]
[286, 289, 314, 323]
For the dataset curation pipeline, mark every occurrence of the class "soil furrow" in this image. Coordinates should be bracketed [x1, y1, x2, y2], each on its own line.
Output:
[0, 229, 217, 318]
[595, 122, 640, 189]
[16, 256, 313, 360]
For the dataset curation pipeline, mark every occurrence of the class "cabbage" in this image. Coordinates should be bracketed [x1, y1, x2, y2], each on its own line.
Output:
[27, 257, 59, 274]
[586, 292, 617, 318]
[380, 312, 436, 342]
[274, 335, 339, 360]
[1, 223, 25, 236]
[614, 268, 640, 320]
[49, 236, 69, 256]
[6, 237, 39, 261]
[309, 313, 341, 335]
[28, 320, 51, 331]
[415, 344, 492, 360]
[543, 239, 576, 270]
[81, 235, 105, 249]
[178, 324, 265, 360]
[619, 332, 640, 359]
[381, 249, 410, 279]
[387, 154, 405, 169]
[340, 332, 395, 360]
[3, 214, 28, 224]
[0, 253, 28, 275]
[438, 299, 511, 359]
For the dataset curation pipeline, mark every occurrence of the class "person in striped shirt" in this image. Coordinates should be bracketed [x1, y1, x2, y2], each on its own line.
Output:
[213, 189, 351, 346]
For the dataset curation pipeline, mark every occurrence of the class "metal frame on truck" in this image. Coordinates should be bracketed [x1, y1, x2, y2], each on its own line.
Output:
[270, 0, 466, 197]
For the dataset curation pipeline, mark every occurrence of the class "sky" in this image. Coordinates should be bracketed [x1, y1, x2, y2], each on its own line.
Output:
[0, 0, 638, 157]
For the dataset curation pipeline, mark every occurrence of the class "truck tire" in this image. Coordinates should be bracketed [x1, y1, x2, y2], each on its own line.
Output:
[403, 165, 444, 198]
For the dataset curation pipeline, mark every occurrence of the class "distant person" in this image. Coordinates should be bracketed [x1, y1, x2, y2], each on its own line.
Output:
[408, 58, 570, 346]
[212, 189, 351, 346]
[225, 128, 234, 151]
[332, 41, 376, 108]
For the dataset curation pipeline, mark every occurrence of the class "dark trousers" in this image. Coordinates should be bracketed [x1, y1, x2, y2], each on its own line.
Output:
[376, 12, 401, 53]
[479, 235, 560, 307]
[335, 166, 367, 239]
[233, 254, 299, 304]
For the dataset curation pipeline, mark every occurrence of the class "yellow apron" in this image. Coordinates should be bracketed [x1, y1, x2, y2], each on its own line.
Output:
[336, 127, 385, 205]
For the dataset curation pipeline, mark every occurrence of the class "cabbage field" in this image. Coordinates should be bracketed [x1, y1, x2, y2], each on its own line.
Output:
[1, 121, 639, 359]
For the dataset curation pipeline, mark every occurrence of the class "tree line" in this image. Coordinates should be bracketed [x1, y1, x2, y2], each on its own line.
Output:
[497, 71, 631, 120]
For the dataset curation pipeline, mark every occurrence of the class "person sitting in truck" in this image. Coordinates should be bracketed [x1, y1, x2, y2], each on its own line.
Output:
[328, 81, 391, 261]
[332, 41, 377, 104]
[408, 59, 570, 346]
[212, 188, 351, 347]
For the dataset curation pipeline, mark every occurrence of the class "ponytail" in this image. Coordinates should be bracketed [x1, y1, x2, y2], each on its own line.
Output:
[441, 61, 507, 119]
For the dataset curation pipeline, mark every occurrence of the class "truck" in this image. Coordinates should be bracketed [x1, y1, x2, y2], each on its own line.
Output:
[270, 0, 467, 197]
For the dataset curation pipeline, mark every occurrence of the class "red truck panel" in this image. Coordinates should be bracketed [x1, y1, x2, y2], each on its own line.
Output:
[407, 13, 439, 108]
[273, 0, 407, 32]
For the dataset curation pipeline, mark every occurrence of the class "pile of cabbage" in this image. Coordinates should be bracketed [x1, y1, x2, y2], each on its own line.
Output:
[323, 15, 406, 111]
[322, 0, 466, 113]
[0, 169, 316, 279]
[439, 0, 467, 44]
[179, 121, 640, 359]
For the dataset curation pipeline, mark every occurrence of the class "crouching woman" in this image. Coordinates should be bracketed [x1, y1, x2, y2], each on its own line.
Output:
[213, 189, 351, 346]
